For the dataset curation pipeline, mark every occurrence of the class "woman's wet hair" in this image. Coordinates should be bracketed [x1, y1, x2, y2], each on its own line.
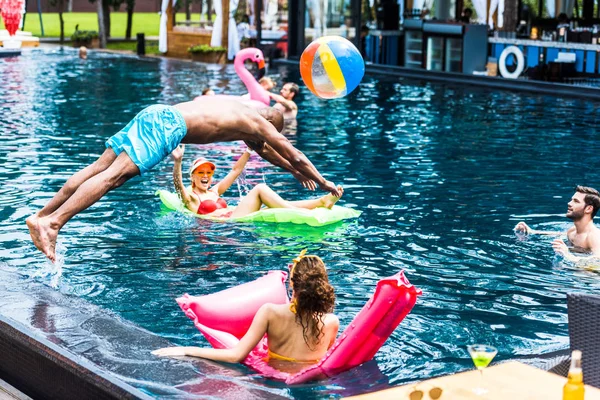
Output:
[290, 255, 335, 349]
[258, 107, 284, 132]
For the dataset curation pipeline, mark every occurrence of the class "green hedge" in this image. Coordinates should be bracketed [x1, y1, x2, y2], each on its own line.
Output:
[188, 44, 226, 53]
[0, 12, 206, 38]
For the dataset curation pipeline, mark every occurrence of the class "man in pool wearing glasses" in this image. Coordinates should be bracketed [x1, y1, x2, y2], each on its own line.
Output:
[26, 97, 342, 262]
[514, 185, 600, 263]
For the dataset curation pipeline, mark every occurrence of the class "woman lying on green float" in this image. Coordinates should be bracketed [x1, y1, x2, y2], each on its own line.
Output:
[171, 144, 343, 219]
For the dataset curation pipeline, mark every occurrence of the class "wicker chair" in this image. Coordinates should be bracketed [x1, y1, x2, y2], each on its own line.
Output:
[548, 293, 600, 388]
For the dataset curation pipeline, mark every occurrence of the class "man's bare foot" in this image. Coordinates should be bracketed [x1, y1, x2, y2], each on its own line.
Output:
[322, 186, 344, 209]
[26, 214, 43, 252]
[27, 216, 58, 262]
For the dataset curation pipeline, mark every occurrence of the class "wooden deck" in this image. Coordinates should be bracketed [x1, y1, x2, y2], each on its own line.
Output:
[0, 30, 39, 47]
[346, 362, 600, 400]
[0, 378, 32, 400]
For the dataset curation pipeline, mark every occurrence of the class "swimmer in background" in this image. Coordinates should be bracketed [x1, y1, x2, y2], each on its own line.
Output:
[153, 251, 339, 373]
[79, 46, 88, 60]
[202, 88, 216, 96]
[269, 82, 299, 119]
[171, 144, 343, 219]
[515, 185, 600, 263]
[259, 77, 276, 91]
[241, 77, 276, 100]
[27, 98, 342, 262]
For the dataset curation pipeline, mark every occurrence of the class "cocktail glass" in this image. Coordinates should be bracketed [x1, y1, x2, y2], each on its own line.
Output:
[467, 344, 498, 396]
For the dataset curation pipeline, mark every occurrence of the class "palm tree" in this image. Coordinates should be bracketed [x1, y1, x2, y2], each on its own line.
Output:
[97, 0, 107, 47]
[125, 0, 135, 39]
[49, 0, 66, 43]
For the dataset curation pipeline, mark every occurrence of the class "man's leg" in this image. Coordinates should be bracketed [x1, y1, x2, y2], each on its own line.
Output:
[37, 148, 118, 218]
[28, 152, 140, 262]
[26, 148, 118, 259]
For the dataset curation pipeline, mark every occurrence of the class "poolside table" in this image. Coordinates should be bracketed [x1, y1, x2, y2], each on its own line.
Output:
[346, 361, 600, 399]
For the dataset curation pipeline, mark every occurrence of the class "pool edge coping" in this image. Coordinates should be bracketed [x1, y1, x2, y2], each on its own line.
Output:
[32, 46, 600, 100]
[0, 314, 152, 400]
[274, 58, 600, 101]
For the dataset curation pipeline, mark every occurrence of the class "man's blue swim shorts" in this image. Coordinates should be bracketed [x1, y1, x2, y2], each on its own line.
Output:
[106, 105, 187, 175]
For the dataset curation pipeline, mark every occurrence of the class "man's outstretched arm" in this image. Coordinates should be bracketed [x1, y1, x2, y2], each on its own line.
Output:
[553, 233, 600, 265]
[553, 239, 581, 263]
[514, 221, 562, 235]
[253, 120, 341, 196]
[245, 141, 317, 190]
[269, 92, 297, 112]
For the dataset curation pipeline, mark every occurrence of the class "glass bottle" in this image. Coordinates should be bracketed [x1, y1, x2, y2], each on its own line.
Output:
[558, 27, 566, 42]
[563, 350, 585, 400]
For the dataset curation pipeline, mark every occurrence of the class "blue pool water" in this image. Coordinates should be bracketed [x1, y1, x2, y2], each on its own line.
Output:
[1, 47, 600, 398]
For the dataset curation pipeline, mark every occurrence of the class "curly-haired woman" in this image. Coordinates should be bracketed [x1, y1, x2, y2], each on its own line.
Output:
[153, 251, 339, 369]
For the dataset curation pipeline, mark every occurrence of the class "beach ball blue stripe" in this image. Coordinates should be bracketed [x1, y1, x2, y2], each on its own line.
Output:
[326, 38, 365, 94]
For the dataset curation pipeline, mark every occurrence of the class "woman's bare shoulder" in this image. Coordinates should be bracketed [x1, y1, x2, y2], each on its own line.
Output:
[259, 303, 291, 326]
[324, 313, 339, 327]
[260, 302, 289, 316]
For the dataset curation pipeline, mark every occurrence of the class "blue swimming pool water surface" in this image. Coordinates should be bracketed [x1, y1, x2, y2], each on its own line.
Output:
[1, 48, 600, 399]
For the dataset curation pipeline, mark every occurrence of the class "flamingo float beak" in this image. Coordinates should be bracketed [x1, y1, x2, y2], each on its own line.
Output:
[255, 59, 266, 80]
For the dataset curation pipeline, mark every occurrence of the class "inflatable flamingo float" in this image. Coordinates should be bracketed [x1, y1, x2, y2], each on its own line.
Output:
[194, 48, 271, 108]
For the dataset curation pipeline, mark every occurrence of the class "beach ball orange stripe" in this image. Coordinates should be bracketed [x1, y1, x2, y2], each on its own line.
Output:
[315, 38, 347, 96]
[300, 41, 320, 96]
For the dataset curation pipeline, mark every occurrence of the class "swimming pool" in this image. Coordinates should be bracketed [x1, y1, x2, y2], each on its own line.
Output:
[1, 47, 600, 398]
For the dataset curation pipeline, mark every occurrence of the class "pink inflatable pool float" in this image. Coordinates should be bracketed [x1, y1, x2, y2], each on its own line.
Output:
[194, 48, 271, 109]
[177, 270, 421, 384]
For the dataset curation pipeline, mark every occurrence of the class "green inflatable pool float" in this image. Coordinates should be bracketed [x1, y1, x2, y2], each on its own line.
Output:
[156, 190, 361, 227]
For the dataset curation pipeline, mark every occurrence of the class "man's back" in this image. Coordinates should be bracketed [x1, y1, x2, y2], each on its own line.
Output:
[175, 98, 264, 144]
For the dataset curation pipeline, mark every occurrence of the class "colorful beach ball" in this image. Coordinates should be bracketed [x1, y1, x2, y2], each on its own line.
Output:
[300, 36, 365, 99]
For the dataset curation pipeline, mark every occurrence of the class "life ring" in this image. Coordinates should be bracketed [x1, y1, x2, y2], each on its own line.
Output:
[177, 270, 422, 384]
[498, 46, 525, 79]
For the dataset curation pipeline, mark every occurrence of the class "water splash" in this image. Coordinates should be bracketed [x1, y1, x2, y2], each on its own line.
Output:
[234, 169, 255, 200]
[30, 242, 66, 289]
[49, 243, 65, 289]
